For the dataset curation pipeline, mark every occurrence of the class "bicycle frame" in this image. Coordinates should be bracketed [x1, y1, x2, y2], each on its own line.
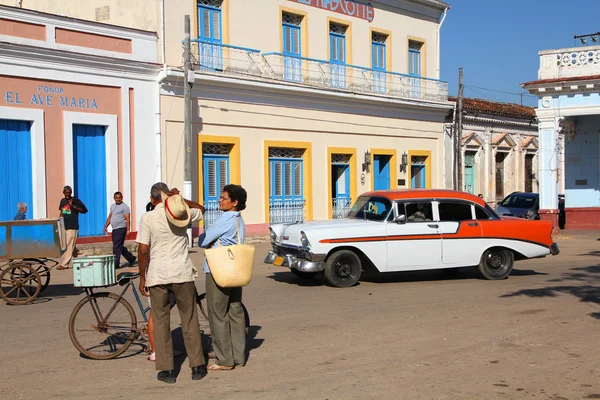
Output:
[83, 281, 150, 327]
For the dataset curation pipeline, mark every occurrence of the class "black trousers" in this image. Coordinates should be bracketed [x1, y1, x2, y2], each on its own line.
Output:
[112, 227, 136, 266]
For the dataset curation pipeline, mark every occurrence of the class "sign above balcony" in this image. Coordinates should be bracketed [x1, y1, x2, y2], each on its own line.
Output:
[289, 0, 375, 22]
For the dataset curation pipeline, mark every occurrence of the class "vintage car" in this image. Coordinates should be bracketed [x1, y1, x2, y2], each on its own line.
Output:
[264, 189, 560, 288]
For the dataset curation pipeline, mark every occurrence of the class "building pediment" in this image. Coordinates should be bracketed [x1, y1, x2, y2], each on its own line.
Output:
[492, 132, 516, 148]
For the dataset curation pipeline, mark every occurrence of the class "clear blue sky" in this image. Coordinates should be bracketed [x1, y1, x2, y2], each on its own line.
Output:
[441, 0, 600, 107]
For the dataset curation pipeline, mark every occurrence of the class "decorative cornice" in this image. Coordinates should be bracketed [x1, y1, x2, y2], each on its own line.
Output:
[0, 41, 161, 80]
[161, 68, 454, 114]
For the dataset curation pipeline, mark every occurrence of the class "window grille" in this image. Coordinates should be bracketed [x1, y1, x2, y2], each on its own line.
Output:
[283, 13, 303, 25]
[372, 32, 387, 44]
[269, 147, 304, 159]
[198, 0, 222, 7]
[329, 23, 347, 34]
[411, 156, 427, 164]
[409, 40, 423, 51]
[202, 143, 229, 155]
[464, 152, 475, 167]
[331, 154, 351, 164]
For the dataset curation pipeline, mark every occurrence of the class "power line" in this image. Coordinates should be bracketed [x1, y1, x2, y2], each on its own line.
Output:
[464, 84, 537, 98]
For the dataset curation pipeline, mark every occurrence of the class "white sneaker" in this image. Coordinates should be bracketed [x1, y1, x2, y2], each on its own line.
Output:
[148, 352, 156, 362]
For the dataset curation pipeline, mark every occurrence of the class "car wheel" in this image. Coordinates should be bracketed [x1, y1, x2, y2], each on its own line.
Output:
[478, 248, 514, 280]
[324, 250, 362, 288]
[291, 269, 318, 280]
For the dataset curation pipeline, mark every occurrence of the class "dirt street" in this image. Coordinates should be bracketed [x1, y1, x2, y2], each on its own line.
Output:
[1, 234, 599, 400]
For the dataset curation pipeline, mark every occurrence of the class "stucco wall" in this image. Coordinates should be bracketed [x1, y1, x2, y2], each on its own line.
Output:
[1, 0, 159, 32]
[164, 0, 441, 77]
[160, 88, 444, 225]
[565, 115, 600, 208]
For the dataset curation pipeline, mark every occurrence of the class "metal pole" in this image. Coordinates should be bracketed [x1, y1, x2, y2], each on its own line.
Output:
[456, 67, 464, 192]
[183, 15, 193, 244]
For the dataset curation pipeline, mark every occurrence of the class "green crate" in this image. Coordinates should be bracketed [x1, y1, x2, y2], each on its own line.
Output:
[73, 255, 116, 287]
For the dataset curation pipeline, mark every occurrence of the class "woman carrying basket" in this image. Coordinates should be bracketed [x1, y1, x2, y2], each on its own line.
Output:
[198, 184, 248, 371]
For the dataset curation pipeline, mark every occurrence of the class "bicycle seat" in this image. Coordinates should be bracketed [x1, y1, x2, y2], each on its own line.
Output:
[117, 271, 140, 286]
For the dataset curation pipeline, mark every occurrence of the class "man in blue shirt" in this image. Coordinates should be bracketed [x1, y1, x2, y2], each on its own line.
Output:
[13, 202, 27, 220]
[104, 192, 136, 268]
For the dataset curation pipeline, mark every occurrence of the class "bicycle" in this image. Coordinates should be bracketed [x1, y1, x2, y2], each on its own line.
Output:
[68, 270, 249, 360]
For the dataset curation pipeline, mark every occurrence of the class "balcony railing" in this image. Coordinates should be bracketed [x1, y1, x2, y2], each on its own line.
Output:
[191, 40, 264, 78]
[188, 41, 448, 102]
[538, 44, 600, 80]
[269, 199, 305, 224]
[203, 200, 222, 229]
[332, 198, 352, 219]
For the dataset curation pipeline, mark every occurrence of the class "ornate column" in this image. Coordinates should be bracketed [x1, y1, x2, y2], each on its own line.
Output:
[537, 116, 560, 233]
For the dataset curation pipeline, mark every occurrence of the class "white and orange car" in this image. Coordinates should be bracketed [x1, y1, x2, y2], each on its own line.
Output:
[265, 189, 560, 288]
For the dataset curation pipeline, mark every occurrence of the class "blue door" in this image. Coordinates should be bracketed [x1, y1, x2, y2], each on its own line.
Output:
[283, 14, 302, 82]
[373, 155, 391, 190]
[73, 124, 107, 236]
[372, 34, 387, 93]
[203, 153, 229, 227]
[408, 40, 422, 98]
[329, 24, 346, 88]
[332, 163, 351, 218]
[269, 152, 304, 224]
[411, 164, 426, 188]
[198, 1, 222, 70]
[0, 120, 33, 221]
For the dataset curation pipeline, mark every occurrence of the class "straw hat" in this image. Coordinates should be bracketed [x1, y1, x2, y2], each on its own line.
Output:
[161, 192, 191, 227]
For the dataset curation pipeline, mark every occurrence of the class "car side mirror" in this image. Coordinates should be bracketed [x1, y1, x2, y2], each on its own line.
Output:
[395, 215, 406, 224]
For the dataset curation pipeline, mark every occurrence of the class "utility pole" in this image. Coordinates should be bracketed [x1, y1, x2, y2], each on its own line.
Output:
[183, 14, 193, 244]
[456, 67, 464, 192]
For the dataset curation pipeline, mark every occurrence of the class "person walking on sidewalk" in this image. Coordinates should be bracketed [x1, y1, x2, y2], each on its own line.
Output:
[136, 182, 207, 384]
[57, 186, 87, 270]
[104, 192, 136, 269]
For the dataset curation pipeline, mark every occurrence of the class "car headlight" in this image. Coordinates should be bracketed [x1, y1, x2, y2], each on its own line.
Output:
[300, 231, 311, 248]
[269, 227, 277, 241]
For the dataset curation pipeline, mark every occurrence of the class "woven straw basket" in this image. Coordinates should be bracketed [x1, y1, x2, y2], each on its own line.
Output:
[204, 219, 255, 287]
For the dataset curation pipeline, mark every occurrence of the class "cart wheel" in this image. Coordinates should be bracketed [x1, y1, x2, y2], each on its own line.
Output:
[0, 263, 42, 305]
[22, 259, 51, 292]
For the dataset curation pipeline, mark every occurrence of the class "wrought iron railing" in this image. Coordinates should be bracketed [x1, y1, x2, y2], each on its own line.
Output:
[203, 200, 222, 229]
[191, 40, 264, 78]
[269, 199, 305, 224]
[262, 53, 447, 102]
[332, 198, 352, 219]
[187, 41, 448, 102]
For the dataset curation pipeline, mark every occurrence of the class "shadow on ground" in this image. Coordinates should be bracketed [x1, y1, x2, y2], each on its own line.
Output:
[501, 264, 600, 320]
[267, 267, 547, 287]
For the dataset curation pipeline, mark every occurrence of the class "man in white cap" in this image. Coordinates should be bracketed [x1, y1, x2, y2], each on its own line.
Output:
[136, 182, 207, 384]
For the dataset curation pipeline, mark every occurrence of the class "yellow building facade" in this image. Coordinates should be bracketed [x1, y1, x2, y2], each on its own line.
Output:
[4, 0, 453, 233]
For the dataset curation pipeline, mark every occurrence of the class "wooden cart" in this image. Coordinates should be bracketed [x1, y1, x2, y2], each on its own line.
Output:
[0, 218, 66, 305]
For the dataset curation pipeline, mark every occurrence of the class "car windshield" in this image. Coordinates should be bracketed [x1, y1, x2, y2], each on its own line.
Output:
[347, 196, 392, 222]
[500, 193, 537, 208]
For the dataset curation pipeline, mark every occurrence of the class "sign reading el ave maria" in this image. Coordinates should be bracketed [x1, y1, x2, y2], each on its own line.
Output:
[288, 0, 375, 22]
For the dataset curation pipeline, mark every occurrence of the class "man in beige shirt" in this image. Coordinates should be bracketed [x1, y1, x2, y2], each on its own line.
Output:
[136, 182, 207, 384]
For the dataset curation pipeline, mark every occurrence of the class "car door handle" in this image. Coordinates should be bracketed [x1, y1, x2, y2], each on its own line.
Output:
[468, 222, 479, 227]
[427, 224, 439, 229]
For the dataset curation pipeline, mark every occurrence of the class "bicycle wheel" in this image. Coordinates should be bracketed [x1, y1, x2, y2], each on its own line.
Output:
[69, 292, 137, 360]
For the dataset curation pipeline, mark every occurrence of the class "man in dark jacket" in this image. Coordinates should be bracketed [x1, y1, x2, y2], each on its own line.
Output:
[57, 186, 87, 270]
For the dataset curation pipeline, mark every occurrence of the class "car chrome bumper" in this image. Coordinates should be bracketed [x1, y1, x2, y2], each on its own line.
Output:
[550, 243, 560, 256]
[264, 250, 325, 273]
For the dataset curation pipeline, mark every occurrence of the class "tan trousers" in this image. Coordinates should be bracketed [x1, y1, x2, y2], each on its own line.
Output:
[59, 229, 78, 268]
[205, 273, 246, 367]
[149, 281, 205, 371]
